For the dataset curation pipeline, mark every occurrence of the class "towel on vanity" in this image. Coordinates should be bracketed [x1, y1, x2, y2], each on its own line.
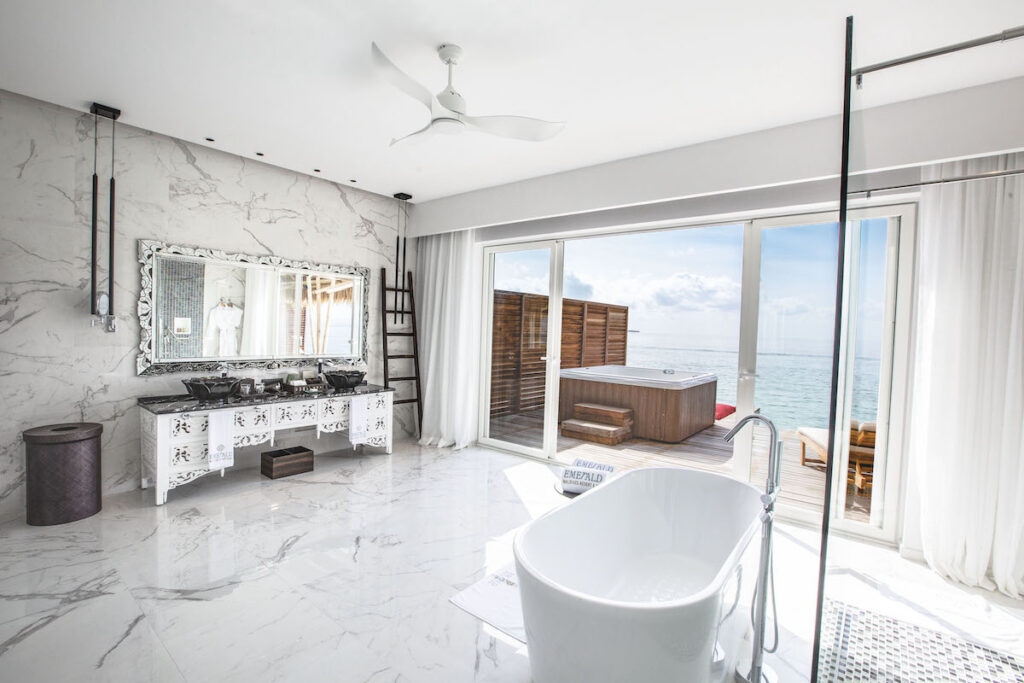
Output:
[561, 458, 616, 494]
[207, 410, 235, 470]
[349, 395, 368, 441]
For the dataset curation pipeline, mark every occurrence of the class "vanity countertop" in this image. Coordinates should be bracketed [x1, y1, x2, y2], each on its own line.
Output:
[138, 383, 394, 415]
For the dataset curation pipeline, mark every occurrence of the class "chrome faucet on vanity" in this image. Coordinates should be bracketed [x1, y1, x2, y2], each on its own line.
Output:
[725, 414, 782, 683]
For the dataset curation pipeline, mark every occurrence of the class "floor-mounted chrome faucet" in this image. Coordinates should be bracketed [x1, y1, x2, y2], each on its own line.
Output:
[725, 414, 782, 683]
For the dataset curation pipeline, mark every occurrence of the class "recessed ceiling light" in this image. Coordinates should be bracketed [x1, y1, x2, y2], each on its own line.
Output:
[204, 137, 215, 142]
[255, 152, 264, 157]
[313, 168, 321, 173]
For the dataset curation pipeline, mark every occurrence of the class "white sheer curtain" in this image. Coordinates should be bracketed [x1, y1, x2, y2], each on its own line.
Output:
[239, 268, 277, 356]
[908, 153, 1024, 597]
[415, 229, 481, 448]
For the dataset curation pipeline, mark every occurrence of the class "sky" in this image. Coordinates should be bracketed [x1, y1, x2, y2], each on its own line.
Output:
[492, 218, 889, 358]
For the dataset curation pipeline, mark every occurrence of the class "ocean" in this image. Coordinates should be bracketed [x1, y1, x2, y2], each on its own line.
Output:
[626, 343, 881, 433]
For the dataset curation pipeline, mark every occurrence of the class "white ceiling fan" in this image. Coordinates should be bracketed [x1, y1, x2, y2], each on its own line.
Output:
[371, 42, 566, 146]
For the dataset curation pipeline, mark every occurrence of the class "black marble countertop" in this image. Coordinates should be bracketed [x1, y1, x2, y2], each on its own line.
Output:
[138, 383, 394, 415]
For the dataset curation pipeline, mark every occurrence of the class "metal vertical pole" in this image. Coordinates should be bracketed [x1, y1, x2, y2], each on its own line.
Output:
[810, 15, 853, 683]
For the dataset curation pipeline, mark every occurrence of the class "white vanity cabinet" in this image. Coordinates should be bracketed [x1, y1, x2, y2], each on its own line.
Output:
[140, 388, 394, 505]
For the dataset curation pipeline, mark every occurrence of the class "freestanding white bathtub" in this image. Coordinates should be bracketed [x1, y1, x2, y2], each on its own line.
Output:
[514, 467, 763, 683]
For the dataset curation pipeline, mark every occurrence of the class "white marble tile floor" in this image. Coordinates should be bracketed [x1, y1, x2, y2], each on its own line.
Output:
[2, 440, 1019, 682]
[0, 442, 555, 682]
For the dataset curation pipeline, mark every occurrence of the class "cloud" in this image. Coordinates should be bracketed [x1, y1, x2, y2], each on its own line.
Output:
[563, 273, 594, 300]
[607, 272, 740, 312]
[762, 296, 812, 316]
[494, 261, 548, 295]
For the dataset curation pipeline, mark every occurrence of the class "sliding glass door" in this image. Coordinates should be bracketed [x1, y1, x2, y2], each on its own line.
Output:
[735, 216, 840, 527]
[477, 207, 913, 542]
[479, 241, 563, 458]
[737, 205, 914, 540]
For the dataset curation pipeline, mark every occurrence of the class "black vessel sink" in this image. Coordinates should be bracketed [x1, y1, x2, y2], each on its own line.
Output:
[182, 377, 241, 400]
[323, 370, 366, 390]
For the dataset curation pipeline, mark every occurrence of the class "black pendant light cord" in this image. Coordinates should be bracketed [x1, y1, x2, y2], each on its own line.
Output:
[90, 114, 99, 314]
[394, 233, 400, 325]
[400, 202, 407, 324]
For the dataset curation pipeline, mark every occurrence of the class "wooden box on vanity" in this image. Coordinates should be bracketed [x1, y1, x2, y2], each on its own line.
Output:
[261, 446, 314, 479]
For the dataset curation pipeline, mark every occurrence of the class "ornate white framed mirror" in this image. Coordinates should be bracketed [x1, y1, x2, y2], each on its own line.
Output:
[136, 240, 369, 375]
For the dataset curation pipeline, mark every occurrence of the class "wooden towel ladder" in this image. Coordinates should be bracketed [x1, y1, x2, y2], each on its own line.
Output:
[380, 268, 423, 435]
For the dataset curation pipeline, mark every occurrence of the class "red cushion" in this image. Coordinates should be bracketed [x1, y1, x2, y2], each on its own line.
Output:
[715, 403, 736, 421]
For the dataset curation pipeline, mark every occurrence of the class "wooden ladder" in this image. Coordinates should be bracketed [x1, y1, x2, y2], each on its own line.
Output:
[380, 268, 423, 435]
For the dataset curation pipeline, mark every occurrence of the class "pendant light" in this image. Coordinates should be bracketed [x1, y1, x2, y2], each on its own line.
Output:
[393, 192, 412, 324]
[88, 102, 120, 332]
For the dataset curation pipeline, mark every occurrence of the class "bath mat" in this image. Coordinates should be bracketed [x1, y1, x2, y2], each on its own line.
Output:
[819, 599, 1024, 682]
[450, 564, 526, 643]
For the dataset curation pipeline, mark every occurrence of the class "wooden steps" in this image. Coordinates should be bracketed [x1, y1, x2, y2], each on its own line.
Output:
[560, 402, 633, 445]
[572, 403, 633, 426]
[560, 419, 632, 446]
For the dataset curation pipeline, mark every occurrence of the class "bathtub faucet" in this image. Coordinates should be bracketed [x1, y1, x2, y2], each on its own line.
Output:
[724, 414, 782, 683]
[725, 414, 781, 497]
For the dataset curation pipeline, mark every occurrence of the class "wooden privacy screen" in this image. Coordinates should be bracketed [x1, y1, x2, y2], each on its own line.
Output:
[490, 290, 628, 417]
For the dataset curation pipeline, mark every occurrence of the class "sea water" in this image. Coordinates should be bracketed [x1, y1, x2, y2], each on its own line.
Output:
[627, 343, 880, 433]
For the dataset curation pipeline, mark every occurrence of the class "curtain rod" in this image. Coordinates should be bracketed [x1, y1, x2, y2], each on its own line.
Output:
[853, 24, 1024, 78]
[848, 167, 1024, 196]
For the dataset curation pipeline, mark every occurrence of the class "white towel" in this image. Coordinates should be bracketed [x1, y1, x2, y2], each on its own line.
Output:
[349, 395, 368, 442]
[561, 464, 613, 494]
[207, 410, 235, 470]
[449, 564, 526, 644]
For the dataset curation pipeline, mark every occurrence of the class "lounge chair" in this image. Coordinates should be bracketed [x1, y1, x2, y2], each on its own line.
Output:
[795, 420, 875, 493]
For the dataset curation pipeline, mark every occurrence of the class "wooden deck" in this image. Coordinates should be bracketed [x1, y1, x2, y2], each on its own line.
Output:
[489, 409, 870, 523]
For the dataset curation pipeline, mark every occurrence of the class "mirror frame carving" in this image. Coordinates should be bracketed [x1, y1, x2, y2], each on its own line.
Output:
[136, 239, 370, 375]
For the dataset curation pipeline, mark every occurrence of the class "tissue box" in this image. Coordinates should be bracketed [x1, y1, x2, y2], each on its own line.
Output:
[261, 446, 313, 479]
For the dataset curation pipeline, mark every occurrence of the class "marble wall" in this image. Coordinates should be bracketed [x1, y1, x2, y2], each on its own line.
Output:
[0, 90, 418, 521]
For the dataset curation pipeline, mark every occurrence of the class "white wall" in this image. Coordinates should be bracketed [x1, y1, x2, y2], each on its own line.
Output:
[0, 90, 416, 521]
[410, 76, 1024, 237]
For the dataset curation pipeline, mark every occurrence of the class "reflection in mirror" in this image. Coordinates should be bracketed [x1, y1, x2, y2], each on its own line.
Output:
[139, 240, 369, 374]
[278, 271, 360, 357]
[238, 267, 277, 357]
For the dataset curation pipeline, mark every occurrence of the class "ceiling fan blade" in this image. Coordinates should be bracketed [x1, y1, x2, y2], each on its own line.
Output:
[389, 121, 435, 147]
[371, 42, 435, 111]
[461, 114, 565, 141]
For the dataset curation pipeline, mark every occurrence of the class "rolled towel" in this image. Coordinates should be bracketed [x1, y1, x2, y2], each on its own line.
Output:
[561, 461, 616, 494]
[570, 458, 615, 473]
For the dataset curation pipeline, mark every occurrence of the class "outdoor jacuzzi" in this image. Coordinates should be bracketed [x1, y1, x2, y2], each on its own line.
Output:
[514, 467, 762, 683]
[558, 365, 718, 441]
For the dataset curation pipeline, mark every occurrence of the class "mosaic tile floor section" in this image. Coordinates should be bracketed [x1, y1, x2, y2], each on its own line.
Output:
[819, 599, 1024, 682]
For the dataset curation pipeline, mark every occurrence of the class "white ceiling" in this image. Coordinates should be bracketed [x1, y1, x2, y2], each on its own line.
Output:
[2, 1, 1023, 202]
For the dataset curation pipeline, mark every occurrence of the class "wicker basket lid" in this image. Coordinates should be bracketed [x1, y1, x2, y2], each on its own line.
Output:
[23, 423, 103, 444]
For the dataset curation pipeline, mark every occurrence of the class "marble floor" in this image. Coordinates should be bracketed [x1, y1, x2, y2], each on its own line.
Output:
[0, 441, 558, 682]
[1, 440, 1020, 682]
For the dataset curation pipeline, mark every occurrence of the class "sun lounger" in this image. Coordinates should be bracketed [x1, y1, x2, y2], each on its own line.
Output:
[795, 420, 875, 493]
